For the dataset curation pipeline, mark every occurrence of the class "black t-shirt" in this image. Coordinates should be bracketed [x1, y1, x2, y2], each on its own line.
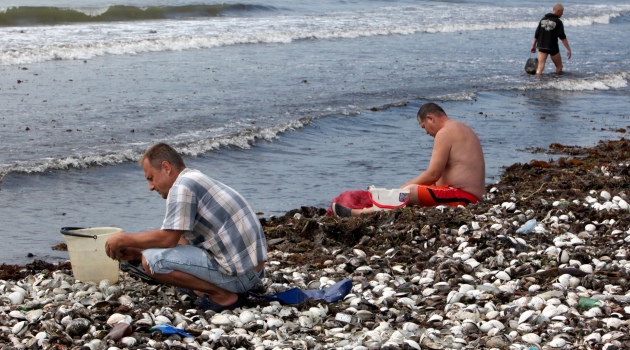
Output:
[534, 13, 566, 52]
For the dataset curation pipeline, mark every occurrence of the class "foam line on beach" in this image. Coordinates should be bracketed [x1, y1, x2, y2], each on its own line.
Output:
[1, 4, 629, 66]
[0, 118, 312, 177]
[517, 72, 630, 92]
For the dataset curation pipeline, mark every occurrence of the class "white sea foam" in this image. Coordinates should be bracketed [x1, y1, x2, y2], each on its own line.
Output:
[530, 72, 630, 92]
[433, 92, 478, 102]
[1, 4, 629, 66]
[74, 7, 110, 16]
[0, 118, 311, 176]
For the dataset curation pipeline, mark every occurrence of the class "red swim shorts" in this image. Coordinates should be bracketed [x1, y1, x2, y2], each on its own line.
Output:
[416, 185, 479, 207]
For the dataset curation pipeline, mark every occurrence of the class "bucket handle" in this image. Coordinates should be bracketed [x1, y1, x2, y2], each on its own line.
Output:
[60, 227, 98, 239]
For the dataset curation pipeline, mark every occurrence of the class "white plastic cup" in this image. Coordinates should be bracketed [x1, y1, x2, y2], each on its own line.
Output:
[368, 186, 411, 211]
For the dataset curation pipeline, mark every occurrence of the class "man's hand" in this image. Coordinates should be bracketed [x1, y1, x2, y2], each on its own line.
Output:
[115, 247, 143, 261]
[105, 232, 126, 260]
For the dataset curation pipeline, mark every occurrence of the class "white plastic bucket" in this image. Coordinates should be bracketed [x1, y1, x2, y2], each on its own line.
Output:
[368, 186, 410, 211]
[60, 227, 121, 283]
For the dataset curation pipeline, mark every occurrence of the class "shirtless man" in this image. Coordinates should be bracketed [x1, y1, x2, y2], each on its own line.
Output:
[332, 103, 485, 217]
[530, 3, 572, 74]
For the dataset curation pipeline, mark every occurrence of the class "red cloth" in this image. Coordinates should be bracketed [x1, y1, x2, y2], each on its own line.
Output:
[326, 190, 373, 216]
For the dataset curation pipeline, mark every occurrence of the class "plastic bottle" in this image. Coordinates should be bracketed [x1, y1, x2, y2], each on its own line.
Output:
[578, 297, 602, 309]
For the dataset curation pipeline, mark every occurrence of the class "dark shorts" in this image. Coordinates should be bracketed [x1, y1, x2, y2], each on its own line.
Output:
[417, 185, 480, 207]
[539, 48, 559, 56]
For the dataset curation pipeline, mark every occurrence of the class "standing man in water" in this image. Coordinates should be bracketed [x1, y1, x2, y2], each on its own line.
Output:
[530, 3, 572, 74]
[105, 143, 267, 312]
[332, 102, 485, 217]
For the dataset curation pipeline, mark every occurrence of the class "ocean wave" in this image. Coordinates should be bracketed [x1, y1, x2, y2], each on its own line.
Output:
[519, 72, 630, 92]
[2, 4, 629, 66]
[432, 91, 478, 102]
[0, 118, 311, 178]
[0, 4, 273, 26]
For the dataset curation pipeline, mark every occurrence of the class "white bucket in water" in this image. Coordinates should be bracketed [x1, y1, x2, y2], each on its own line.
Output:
[60, 227, 121, 283]
[368, 186, 411, 211]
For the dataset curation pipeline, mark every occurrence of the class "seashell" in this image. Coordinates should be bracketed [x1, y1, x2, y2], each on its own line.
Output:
[461, 320, 479, 335]
[404, 339, 422, 350]
[104, 286, 121, 298]
[433, 282, 450, 292]
[485, 310, 499, 320]
[557, 274, 571, 287]
[120, 337, 137, 347]
[527, 296, 545, 310]
[427, 314, 443, 323]
[522, 333, 541, 344]
[239, 310, 255, 323]
[501, 202, 516, 211]
[585, 224, 596, 232]
[299, 315, 313, 328]
[464, 258, 480, 269]
[601, 191, 612, 201]
[98, 279, 112, 290]
[447, 291, 461, 304]
[402, 322, 420, 333]
[353, 249, 366, 257]
[528, 284, 541, 293]
[584, 333, 601, 343]
[107, 313, 132, 325]
[541, 305, 559, 318]
[25, 309, 43, 323]
[355, 310, 375, 322]
[494, 271, 511, 281]
[398, 297, 417, 307]
[490, 223, 503, 231]
[355, 266, 373, 273]
[9, 310, 26, 319]
[605, 317, 622, 329]
[154, 315, 172, 325]
[266, 317, 284, 328]
[519, 310, 537, 324]
[210, 314, 233, 325]
[118, 295, 133, 305]
[375, 273, 392, 283]
[422, 288, 437, 297]
[8, 291, 25, 305]
[66, 318, 91, 336]
[12, 321, 27, 335]
[548, 338, 567, 348]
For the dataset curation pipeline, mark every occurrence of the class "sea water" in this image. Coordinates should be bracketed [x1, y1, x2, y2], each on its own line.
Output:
[1, 0, 629, 264]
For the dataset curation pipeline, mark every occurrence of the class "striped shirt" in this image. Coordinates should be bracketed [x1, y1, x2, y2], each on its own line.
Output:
[162, 168, 267, 276]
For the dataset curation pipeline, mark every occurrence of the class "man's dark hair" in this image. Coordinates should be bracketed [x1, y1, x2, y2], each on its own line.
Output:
[140, 143, 186, 170]
[417, 103, 446, 122]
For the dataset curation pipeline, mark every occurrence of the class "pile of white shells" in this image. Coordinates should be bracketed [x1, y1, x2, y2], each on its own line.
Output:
[3, 185, 630, 350]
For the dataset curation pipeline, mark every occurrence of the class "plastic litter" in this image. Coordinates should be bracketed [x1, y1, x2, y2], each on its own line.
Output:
[516, 219, 536, 234]
[250, 278, 353, 305]
[578, 297, 602, 309]
[150, 324, 194, 338]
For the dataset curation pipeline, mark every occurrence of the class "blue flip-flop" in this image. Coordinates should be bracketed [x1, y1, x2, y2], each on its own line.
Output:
[194, 293, 246, 312]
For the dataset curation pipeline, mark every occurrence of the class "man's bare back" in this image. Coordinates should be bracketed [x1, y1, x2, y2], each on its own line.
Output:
[331, 102, 486, 217]
[403, 103, 485, 205]
[433, 120, 485, 199]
